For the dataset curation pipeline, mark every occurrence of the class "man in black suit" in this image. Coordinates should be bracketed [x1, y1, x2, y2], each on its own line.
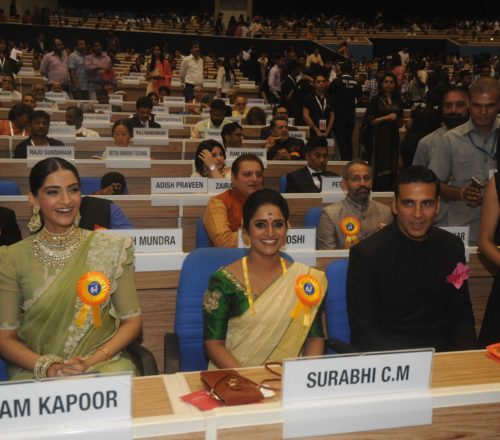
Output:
[347, 166, 477, 352]
[285, 137, 338, 193]
[0, 206, 22, 246]
[128, 96, 161, 129]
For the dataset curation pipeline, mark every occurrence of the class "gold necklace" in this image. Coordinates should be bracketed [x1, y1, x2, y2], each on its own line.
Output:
[242, 256, 287, 310]
[33, 226, 84, 270]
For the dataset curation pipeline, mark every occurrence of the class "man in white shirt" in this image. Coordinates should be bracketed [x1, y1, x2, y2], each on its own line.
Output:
[179, 42, 203, 101]
[65, 105, 100, 138]
[0, 75, 21, 99]
[191, 99, 230, 139]
[268, 54, 286, 104]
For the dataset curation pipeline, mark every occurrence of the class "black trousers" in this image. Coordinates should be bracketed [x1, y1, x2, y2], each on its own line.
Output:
[333, 118, 355, 161]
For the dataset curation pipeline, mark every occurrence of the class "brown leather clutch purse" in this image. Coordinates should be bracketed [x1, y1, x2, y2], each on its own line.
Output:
[200, 369, 264, 406]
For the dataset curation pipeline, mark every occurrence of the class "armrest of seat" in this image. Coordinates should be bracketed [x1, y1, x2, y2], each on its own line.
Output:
[127, 342, 158, 376]
[164, 332, 180, 374]
[327, 338, 359, 354]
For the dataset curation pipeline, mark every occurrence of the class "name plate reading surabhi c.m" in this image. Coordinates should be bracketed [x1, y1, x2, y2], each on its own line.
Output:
[101, 228, 182, 253]
[104, 147, 151, 168]
[0, 373, 132, 440]
[27, 146, 75, 161]
[282, 349, 433, 438]
[133, 128, 169, 145]
[207, 178, 231, 194]
[226, 148, 268, 168]
[151, 177, 207, 194]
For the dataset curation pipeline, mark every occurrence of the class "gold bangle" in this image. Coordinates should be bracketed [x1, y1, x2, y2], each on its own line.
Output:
[98, 347, 112, 360]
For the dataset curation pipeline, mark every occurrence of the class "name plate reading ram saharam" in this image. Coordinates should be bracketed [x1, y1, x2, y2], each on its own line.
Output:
[0, 373, 132, 440]
[282, 349, 433, 438]
[133, 128, 169, 145]
[101, 229, 182, 253]
[105, 147, 151, 168]
[226, 148, 267, 167]
[151, 177, 207, 194]
[27, 146, 74, 161]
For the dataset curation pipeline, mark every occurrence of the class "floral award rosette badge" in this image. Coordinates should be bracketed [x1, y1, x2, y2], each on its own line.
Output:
[75, 272, 111, 327]
[291, 275, 323, 327]
[340, 216, 361, 249]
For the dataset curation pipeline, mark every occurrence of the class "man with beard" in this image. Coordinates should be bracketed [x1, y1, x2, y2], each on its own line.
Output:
[413, 87, 470, 167]
[316, 160, 393, 249]
[429, 78, 500, 245]
[191, 99, 230, 139]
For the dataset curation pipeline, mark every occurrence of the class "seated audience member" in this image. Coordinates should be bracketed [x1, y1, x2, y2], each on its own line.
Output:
[96, 89, 121, 112]
[232, 95, 248, 119]
[158, 85, 171, 103]
[317, 160, 392, 249]
[0, 75, 21, 98]
[22, 93, 36, 110]
[191, 99, 230, 139]
[0, 206, 22, 246]
[0, 103, 31, 136]
[32, 83, 55, 105]
[222, 122, 243, 149]
[49, 80, 70, 100]
[243, 106, 267, 125]
[191, 139, 231, 178]
[265, 118, 305, 160]
[187, 85, 203, 114]
[147, 91, 159, 106]
[112, 119, 133, 147]
[260, 105, 297, 139]
[347, 166, 477, 352]
[203, 188, 326, 368]
[129, 96, 161, 129]
[14, 110, 64, 158]
[65, 106, 99, 138]
[100, 172, 127, 195]
[204, 154, 263, 247]
[286, 137, 338, 193]
[477, 172, 500, 346]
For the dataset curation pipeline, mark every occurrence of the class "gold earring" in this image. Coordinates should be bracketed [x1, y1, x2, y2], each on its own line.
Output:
[28, 206, 42, 233]
[73, 212, 81, 227]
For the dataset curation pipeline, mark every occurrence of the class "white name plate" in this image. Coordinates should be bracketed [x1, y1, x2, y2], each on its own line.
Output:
[227, 117, 242, 124]
[93, 103, 112, 113]
[439, 226, 470, 247]
[121, 76, 140, 84]
[226, 148, 267, 167]
[203, 79, 217, 88]
[0, 91, 12, 101]
[285, 228, 316, 250]
[109, 94, 123, 105]
[49, 125, 75, 136]
[282, 349, 433, 438]
[128, 72, 144, 78]
[247, 98, 264, 104]
[163, 96, 185, 103]
[208, 178, 231, 193]
[171, 78, 181, 87]
[205, 129, 222, 140]
[153, 105, 168, 114]
[105, 147, 150, 160]
[27, 146, 74, 160]
[289, 131, 306, 141]
[45, 92, 67, 103]
[18, 66, 35, 76]
[35, 101, 55, 110]
[101, 228, 182, 253]
[322, 177, 343, 192]
[133, 128, 168, 145]
[0, 374, 132, 439]
[239, 80, 256, 88]
[151, 177, 207, 194]
[83, 113, 111, 127]
[155, 114, 183, 128]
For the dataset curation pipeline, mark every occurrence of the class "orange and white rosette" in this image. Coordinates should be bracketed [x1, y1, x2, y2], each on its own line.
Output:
[290, 275, 323, 327]
[340, 216, 361, 249]
[75, 272, 110, 327]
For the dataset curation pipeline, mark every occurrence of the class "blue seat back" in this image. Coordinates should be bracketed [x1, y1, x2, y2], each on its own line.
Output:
[280, 175, 287, 193]
[0, 357, 7, 381]
[0, 180, 21, 195]
[195, 217, 210, 248]
[324, 259, 351, 350]
[304, 206, 323, 228]
[174, 248, 248, 371]
[80, 177, 101, 195]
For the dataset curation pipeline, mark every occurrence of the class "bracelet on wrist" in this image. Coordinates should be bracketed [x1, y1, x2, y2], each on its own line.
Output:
[97, 346, 112, 360]
[34, 354, 64, 379]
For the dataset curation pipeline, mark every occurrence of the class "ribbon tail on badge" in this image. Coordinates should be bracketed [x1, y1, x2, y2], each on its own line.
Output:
[75, 304, 91, 327]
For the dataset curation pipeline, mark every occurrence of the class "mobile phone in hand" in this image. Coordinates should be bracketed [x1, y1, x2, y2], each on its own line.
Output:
[470, 177, 482, 189]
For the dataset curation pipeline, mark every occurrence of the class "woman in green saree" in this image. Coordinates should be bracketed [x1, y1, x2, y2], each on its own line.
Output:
[203, 188, 327, 369]
[0, 157, 142, 380]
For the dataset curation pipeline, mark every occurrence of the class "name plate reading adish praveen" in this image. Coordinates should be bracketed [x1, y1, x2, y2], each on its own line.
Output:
[101, 229, 182, 253]
[151, 177, 207, 194]
[226, 148, 268, 168]
[322, 176, 343, 192]
[439, 226, 470, 247]
[282, 349, 433, 438]
[0, 373, 132, 440]
[27, 146, 74, 161]
[133, 128, 169, 145]
[83, 113, 111, 127]
[208, 178, 231, 193]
